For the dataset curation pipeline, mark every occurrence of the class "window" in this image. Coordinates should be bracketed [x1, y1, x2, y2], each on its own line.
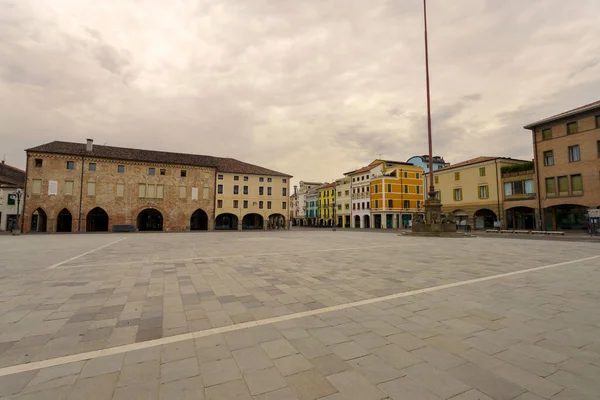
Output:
[374, 185, 378, 193]
[148, 184, 156, 198]
[337, 191, 341, 197]
[542, 128, 552, 140]
[417, 200, 421, 208]
[267, 201, 272, 209]
[387, 184, 392, 192]
[218, 174, 223, 180]
[149, 167, 155, 176]
[259, 201, 264, 209]
[180, 185, 187, 198]
[282, 202, 287, 209]
[568, 145, 580, 162]
[366, 201, 370, 208]
[243, 176, 248, 181]
[87, 182, 95, 196]
[353, 203, 356, 210]
[138, 183, 146, 198]
[416, 186, 420, 194]
[64, 181, 74, 196]
[388, 199, 393, 208]
[403, 200, 410, 208]
[331, 189, 334, 196]
[479, 167, 485, 177]
[566, 122, 578, 135]
[34, 159, 42, 168]
[267, 187, 272, 196]
[453, 188, 462, 201]
[7, 193, 15, 205]
[454, 172, 460, 180]
[404, 185, 408, 193]
[233, 200, 239, 208]
[202, 185, 209, 199]
[434, 176, 439, 184]
[259, 186, 264, 195]
[558, 176, 568, 196]
[283, 178, 287, 183]
[259, 177, 264, 182]
[416, 173, 420, 179]
[404, 172, 408, 178]
[366, 187, 369, 192]
[118, 165, 125, 173]
[525, 179, 535, 194]
[243, 186, 248, 195]
[243, 200, 248, 209]
[267, 178, 272, 182]
[217, 184, 223, 194]
[67, 161, 75, 170]
[32, 179, 42, 194]
[543, 150, 554, 166]
[545, 177, 556, 196]
[233, 185, 239, 195]
[352, 178, 356, 182]
[478, 185, 489, 199]
[180, 170, 187, 177]
[504, 182, 513, 196]
[345, 204, 349, 210]
[571, 174, 583, 194]
[513, 180, 523, 195]
[116, 183, 124, 197]
[160, 169, 166, 175]
[217, 199, 223, 208]
[345, 190, 349, 195]
[283, 188, 287, 196]
[374, 200, 379, 208]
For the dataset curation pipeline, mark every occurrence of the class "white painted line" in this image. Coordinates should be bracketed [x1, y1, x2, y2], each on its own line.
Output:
[3, 253, 598, 377]
[54, 244, 410, 269]
[46, 237, 128, 269]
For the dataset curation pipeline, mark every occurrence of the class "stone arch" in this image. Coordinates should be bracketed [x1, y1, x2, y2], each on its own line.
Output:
[137, 208, 163, 231]
[268, 213, 286, 229]
[505, 206, 535, 229]
[31, 208, 47, 232]
[215, 213, 238, 230]
[56, 208, 73, 232]
[474, 208, 497, 230]
[190, 209, 209, 231]
[242, 213, 264, 230]
[354, 215, 361, 228]
[363, 214, 370, 228]
[87, 207, 109, 232]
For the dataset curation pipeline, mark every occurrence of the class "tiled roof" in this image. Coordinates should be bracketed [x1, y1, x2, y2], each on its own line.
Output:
[524, 100, 600, 129]
[26, 141, 291, 177]
[344, 165, 377, 176]
[316, 182, 335, 189]
[0, 162, 25, 186]
[426, 156, 529, 173]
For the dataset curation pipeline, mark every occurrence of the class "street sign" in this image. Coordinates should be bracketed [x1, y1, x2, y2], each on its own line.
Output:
[588, 209, 600, 218]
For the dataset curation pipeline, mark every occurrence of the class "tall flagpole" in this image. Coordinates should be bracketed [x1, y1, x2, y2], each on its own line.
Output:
[423, 0, 435, 199]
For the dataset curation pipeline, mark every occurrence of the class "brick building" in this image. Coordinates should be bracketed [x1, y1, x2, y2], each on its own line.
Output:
[524, 100, 600, 230]
[23, 140, 291, 233]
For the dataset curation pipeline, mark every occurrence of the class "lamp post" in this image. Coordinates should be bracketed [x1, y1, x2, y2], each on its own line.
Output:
[13, 188, 23, 235]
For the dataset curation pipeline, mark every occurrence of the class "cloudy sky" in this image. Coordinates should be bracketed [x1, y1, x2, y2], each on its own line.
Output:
[1, 0, 599, 183]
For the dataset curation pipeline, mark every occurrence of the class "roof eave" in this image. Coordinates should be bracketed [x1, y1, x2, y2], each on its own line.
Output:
[524, 103, 600, 129]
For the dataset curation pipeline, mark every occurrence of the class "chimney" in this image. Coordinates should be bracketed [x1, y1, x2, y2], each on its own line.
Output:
[86, 138, 93, 152]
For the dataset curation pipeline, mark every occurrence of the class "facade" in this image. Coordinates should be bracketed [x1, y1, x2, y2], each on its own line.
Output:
[305, 189, 319, 225]
[525, 100, 600, 230]
[23, 140, 291, 233]
[345, 165, 374, 228]
[293, 181, 322, 226]
[425, 156, 530, 230]
[501, 165, 537, 229]
[406, 155, 449, 173]
[290, 189, 298, 224]
[0, 161, 26, 231]
[317, 183, 336, 226]
[335, 177, 351, 227]
[370, 162, 425, 229]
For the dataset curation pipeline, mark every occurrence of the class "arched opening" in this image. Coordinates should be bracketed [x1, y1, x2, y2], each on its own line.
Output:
[137, 208, 162, 231]
[453, 209, 469, 228]
[242, 213, 264, 230]
[544, 204, 588, 231]
[364, 215, 370, 228]
[190, 209, 209, 231]
[268, 213, 286, 229]
[474, 209, 497, 229]
[215, 213, 238, 230]
[56, 209, 72, 232]
[31, 208, 47, 232]
[87, 207, 109, 232]
[506, 207, 535, 230]
[354, 215, 361, 228]
[319, 218, 324, 226]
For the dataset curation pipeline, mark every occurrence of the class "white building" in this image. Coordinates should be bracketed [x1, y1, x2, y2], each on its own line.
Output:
[335, 177, 351, 227]
[345, 164, 378, 228]
[294, 181, 322, 226]
[0, 162, 26, 232]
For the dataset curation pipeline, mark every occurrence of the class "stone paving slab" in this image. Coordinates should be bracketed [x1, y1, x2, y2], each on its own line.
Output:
[0, 231, 599, 398]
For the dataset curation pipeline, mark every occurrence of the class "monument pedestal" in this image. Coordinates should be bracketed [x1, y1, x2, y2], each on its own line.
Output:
[403, 198, 472, 237]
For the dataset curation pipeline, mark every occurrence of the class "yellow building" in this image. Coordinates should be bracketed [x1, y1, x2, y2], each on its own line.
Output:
[215, 169, 291, 230]
[425, 156, 529, 230]
[369, 161, 425, 229]
[317, 182, 335, 226]
[335, 176, 352, 227]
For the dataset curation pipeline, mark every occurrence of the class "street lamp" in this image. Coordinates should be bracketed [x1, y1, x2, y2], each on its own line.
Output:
[13, 188, 23, 235]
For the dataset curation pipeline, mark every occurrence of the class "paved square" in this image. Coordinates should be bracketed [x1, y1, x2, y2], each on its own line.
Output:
[0, 231, 599, 399]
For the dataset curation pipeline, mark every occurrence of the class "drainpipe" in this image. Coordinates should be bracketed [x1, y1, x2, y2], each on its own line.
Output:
[494, 159, 501, 228]
[21, 152, 30, 233]
[213, 168, 217, 231]
[532, 129, 543, 230]
[78, 154, 85, 232]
